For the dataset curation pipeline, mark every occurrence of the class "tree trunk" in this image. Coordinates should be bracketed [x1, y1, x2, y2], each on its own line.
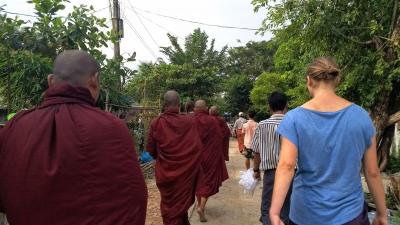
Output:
[371, 13, 400, 171]
[371, 84, 400, 171]
[370, 90, 392, 170]
[388, 111, 400, 126]
[377, 126, 395, 171]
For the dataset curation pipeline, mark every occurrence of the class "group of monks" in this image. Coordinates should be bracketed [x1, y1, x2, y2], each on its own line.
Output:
[0, 50, 229, 225]
[147, 91, 230, 224]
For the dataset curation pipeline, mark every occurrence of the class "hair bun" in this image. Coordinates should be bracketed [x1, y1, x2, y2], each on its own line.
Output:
[307, 57, 341, 81]
[327, 66, 340, 75]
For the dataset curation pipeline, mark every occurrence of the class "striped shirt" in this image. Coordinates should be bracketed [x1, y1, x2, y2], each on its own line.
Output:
[251, 114, 284, 170]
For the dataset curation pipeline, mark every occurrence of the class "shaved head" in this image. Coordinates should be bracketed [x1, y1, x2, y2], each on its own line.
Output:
[194, 100, 207, 111]
[52, 50, 100, 86]
[164, 90, 180, 107]
[209, 106, 219, 116]
[48, 50, 101, 101]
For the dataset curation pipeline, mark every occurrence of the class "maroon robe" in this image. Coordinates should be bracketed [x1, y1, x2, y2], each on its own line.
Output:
[0, 84, 147, 225]
[212, 115, 230, 161]
[147, 107, 202, 225]
[195, 110, 229, 198]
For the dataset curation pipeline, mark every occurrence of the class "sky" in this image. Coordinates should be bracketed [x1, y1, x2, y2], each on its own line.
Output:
[2, 0, 273, 68]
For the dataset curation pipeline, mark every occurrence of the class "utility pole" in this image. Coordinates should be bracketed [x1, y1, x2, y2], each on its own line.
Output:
[112, 0, 121, 60]
[111, 0, 123, 88]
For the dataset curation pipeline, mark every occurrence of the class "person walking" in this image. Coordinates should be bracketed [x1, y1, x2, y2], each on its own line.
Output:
[0, 50, 147, 225]
[252, 92, 290, 225]
[270, 57, 387, 225]
[147, 91, 202, 225]
[195, 100, 229, 222]
[210, 106, 231, 161]
[242, 110, 258, 170]
[233, 112, 247, 154]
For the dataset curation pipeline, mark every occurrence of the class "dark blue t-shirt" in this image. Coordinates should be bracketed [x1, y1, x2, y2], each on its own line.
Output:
[277, 104, 375, 225]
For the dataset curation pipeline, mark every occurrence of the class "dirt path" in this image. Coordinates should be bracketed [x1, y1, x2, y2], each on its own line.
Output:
[146, 139, 263, 225]
[189, 139, 262, 225]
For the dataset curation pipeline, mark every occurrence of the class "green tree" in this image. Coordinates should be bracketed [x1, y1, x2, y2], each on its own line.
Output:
[160, 28, 227, 69]
[128, 28, 227, 105]
[250, 72, 289, 112]
[252, 0, 400, 169]
[0, 0, 134, 112]
[224, 74, 253, 116]
[222, 40, 277, 116]
[226, 40, 277, 80]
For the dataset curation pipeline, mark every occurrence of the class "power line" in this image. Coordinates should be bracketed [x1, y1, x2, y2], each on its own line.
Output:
[133, 7, 260, 31]
[126, 0, 160, 47]
[92, 5, 110, 13]
[2, 5, 110, 19]
[135, 11, 185, 40]
[1, 11, 38, 18]
[123, 16, 159, 61]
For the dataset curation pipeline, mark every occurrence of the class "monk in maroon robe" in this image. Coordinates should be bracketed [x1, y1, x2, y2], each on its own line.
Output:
[147, 91, 202, 225]
[194, 100, 229, 222]
[209, 106, 230, 161]
[0, 50, 147, 225]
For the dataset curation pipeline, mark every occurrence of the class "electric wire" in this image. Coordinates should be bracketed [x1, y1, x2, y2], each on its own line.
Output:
[132, 10, 185, 40]
[92, 5, 110, 13]
[126, 0, 160, 47]
[133, 6, 260, 31]
[123, 15, 159, 61]
[2, 5, 111, 19]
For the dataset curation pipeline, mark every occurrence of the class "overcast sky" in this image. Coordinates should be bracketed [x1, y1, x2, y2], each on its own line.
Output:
[3, 0, 272, 68]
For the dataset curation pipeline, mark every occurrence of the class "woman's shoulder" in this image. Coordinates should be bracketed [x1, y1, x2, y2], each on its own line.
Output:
[343, 103, 370, 118]
[285, 107, 304, 118]
[347, 104, 373, 123]
[278, 107, 305, 125]
[348, 103, 369, 113]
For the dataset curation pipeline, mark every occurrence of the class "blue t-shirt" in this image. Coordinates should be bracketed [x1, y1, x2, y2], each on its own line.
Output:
[277, 104, 375, 225]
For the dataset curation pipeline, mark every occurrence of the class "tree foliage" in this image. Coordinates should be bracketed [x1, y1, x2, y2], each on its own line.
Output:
[252, 0, 400, 168]
[224, 74, 253, 116]
[226, 40, 277, 80]
[128, 28, 227, 106]
[250, 72, 289, 112]
[0, 0, 134, 112]
[160, 28, 227, 69]
[223, 40, 277, 115]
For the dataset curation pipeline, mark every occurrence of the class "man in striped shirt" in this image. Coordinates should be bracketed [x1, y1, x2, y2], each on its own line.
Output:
[252, 92, 291, 225]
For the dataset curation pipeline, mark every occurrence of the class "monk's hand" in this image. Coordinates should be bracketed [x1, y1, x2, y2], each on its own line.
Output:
[269, 214, 284, 225]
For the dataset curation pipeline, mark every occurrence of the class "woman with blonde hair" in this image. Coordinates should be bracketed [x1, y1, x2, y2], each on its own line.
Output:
[270, 57, 387, 225]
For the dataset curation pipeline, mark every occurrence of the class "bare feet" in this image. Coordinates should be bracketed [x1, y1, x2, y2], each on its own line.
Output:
[197, 208, 207, 222]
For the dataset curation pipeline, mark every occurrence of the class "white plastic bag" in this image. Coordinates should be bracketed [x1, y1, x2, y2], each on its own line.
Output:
[239, 168, 258, 196]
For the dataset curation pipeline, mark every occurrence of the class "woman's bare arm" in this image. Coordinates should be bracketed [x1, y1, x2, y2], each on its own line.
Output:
[269, 137, 297, 224]
[363, 137, 387, 224]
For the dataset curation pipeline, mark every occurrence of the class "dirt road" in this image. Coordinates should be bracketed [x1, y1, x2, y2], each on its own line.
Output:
[189, 139, 262, 225]
[146, 139, 263, 225]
